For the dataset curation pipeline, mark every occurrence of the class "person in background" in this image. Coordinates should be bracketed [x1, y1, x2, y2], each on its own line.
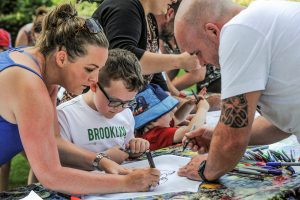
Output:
[0, 29, 11, 52]
[15, 6, 48, 47]
[92, 0, 201, 92]
[155, 0, 221, 111]
[0, 3, 159, 194]
[57, 49, 149, 164]
[174, 0, 300, 182]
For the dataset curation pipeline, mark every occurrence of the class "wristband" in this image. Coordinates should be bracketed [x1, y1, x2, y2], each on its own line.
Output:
[92, 152, 110, 170]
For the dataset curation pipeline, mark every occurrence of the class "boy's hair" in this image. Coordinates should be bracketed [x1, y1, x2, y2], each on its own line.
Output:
[36, 3, 109, 61]
[98, 49, 144, 92]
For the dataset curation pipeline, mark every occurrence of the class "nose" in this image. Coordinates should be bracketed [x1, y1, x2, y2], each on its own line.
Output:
[89, 71, 99, 84]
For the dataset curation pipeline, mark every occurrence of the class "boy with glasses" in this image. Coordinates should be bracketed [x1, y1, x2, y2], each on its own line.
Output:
[57, 49, 149, 166]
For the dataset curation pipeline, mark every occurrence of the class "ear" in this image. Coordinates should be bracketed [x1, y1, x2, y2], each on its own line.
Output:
[55, 50, 68, 68]
[165, 8, 175, 23]
[204, 23, 220, 43]
[90, 83, 97, 93]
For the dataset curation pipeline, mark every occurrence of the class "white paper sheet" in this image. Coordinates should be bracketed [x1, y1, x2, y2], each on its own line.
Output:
[83, 155, 200, 200]
[20, 191, 43, 200]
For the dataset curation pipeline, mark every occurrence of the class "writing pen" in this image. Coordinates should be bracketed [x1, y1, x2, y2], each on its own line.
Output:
[266, 162, 300, 167]
[182, 125, 196, 152]
[232, 168, 262, 176]
[191, 89, 200, 104]
[145, 150, 156, 168]
[244, 166, 282, 175]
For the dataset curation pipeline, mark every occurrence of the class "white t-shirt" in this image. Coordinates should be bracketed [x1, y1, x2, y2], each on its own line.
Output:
[220, 1, 300, 136]
[57, 95, 135, 152]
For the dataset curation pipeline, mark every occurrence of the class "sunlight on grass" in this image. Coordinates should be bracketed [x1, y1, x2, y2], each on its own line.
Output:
[9, 154, 30, 189]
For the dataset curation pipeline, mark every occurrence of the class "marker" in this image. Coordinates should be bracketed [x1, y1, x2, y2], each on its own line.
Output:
[182, 125, 196, 152]
[244, 166, 282, 175]
[232, 168, 262, 176]
[145, 150, 156, 168]
[266, 162, 300, 167]
[119, 147, 132, 154]
[249, 145, 269, 152]
[191, 89, 200, 104]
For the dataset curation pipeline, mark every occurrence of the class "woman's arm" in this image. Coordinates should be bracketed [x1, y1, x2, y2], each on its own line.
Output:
[8, 71, 159, 194]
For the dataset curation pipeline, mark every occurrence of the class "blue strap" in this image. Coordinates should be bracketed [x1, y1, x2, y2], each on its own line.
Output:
[10, 47, 42, 72]
[2, 65, 43, 80]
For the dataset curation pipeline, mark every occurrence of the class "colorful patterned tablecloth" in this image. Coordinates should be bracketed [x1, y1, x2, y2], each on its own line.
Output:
[1, 144, 300, 200]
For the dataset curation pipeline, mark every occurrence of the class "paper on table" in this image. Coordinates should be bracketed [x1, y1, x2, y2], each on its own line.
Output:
[20, 191, 43, 200]
[83, 155, 200, 200]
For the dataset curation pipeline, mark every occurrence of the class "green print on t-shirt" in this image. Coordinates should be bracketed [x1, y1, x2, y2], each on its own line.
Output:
[87, 126, 126, 141]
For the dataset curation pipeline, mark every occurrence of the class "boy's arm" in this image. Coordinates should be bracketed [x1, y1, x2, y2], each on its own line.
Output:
[187, 99, 210, 130]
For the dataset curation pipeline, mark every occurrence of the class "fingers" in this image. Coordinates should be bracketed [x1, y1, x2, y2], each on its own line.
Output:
[186, 127, 205, 138]
[129, 138, 149, 153]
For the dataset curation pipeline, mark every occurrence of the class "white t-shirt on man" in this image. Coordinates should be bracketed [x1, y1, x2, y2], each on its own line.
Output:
[220, 1, 300, 137]
[57, 95, 135, 152]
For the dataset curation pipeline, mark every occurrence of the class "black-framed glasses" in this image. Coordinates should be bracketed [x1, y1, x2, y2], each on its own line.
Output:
[85, 18, 103, 34]
[97, 82, 137, 109]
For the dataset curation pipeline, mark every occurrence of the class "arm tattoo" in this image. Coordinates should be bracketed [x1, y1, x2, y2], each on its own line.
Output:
[220, 94, 248, 128]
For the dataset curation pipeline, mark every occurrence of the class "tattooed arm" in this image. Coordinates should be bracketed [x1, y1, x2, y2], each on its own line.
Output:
[178, 91, 261, 181]
[203, 91, 261, 180]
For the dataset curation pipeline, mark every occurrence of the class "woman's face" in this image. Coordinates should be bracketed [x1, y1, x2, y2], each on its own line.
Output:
[61, 45, 108, 95]
[151, 0, 177, 15]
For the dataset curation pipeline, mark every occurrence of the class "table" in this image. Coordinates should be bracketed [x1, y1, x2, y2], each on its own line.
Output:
[1, 144, 300, 200]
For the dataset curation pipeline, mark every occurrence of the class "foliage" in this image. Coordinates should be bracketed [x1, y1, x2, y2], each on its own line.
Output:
[0, 0, 99, 46]
[0, 0, 53, 45]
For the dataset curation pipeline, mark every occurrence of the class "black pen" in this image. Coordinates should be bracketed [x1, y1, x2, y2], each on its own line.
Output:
[182, 125, 196, 152]
[145, 150, 156, 168]
[191, 89, 200, 104]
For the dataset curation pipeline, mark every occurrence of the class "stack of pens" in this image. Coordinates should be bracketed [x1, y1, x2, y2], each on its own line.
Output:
[229, 145, 299, 179]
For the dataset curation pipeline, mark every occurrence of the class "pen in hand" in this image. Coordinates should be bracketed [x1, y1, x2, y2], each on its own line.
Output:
[145, 149, 156, 168]
[182, 125, 196, 152]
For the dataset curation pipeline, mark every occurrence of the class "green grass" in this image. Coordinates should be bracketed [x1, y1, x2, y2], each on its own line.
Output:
[8, 154, 30, 189]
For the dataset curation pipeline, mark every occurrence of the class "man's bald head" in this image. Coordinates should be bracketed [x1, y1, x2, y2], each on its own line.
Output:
[174, 0, 243, 67]
[177, 0, 239, 25]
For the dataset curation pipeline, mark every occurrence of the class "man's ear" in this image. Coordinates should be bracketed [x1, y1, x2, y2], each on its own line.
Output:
[90, 83, 97, 93]
[55, 50, 68, 68]
[165, 8, 175, 23]
[204, 23, 220, 43]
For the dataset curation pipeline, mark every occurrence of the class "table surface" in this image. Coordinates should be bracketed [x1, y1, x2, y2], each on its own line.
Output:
[1, 143, 300, 200]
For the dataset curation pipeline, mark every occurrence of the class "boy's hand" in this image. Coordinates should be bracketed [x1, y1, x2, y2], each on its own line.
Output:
[182, 127, 213, 154]
[126, 138, 150, 155]
[104, 146, 129, 164]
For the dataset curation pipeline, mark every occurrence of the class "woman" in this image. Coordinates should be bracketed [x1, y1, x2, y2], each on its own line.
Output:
[92, 0, 201, 90]
[0, 4, 159, 194]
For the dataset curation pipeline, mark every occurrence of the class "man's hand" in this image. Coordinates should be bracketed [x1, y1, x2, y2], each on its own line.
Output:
[182, 127, 213, 154]
[178, 155, 207, 180]
[126, 138, 150, 155]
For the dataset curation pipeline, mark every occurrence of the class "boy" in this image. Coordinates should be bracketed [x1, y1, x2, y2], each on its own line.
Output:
[57, 49, 149, 166]
[134, 83, 209, 150]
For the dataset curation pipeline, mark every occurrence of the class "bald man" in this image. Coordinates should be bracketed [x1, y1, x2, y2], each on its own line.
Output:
[174, 0, 300, 181]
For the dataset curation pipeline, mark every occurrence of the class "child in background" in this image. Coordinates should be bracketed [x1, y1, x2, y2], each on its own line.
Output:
[0, 29, 11, 52]
[57, 49, 149, 166]
[134, 83, 209, 150]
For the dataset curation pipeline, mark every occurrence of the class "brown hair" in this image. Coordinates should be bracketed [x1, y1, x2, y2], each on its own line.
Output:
[98, 49, 144, 92]
[36, 3, 109, 61]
